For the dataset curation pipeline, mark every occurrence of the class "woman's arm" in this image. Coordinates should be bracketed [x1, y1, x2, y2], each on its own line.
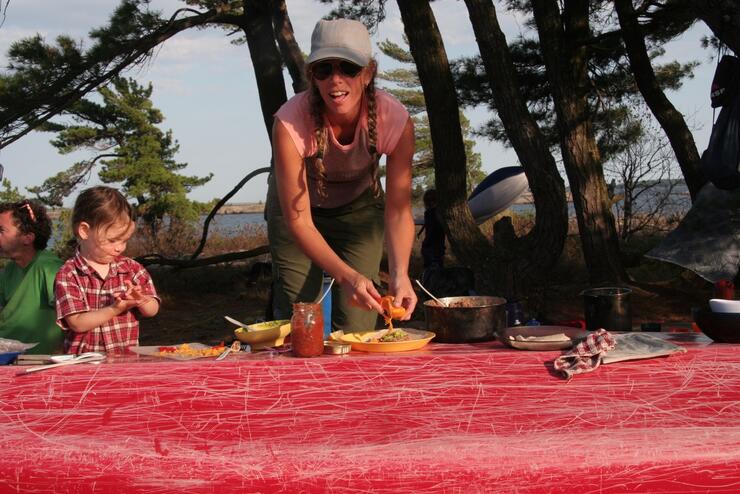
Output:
[383, 118, 417, 318]
[272, 119, 383, 312]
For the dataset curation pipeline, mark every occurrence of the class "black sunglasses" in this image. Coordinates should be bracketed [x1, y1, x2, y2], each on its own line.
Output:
[311, 60, 363, 81]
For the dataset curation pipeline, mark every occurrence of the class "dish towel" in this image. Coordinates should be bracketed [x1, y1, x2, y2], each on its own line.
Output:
[553, 330, 686, 379]
[553, 329, 615, 378]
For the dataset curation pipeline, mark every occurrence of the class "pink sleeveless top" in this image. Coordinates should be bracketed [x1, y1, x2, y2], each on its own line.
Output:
[275, 89, 409, 208]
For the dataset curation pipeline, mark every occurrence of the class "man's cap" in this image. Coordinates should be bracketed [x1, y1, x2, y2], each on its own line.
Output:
[306, 19, 372, 67]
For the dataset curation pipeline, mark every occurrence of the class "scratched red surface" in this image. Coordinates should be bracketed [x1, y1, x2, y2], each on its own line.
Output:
[1, 334, 739, 493]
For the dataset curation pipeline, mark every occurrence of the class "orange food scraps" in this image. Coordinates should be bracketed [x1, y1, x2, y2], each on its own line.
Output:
[379, 295, 406, 330]
[156, 343, 225, 358]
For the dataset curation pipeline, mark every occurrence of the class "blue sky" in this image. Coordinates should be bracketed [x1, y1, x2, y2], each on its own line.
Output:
[0, 1, 716, 205]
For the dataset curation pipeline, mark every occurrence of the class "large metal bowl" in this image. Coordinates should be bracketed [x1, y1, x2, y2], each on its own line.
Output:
[423, 296, 507, 343]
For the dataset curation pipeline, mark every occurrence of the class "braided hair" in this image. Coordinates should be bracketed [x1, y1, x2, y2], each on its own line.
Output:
[307, 60, 381, 199]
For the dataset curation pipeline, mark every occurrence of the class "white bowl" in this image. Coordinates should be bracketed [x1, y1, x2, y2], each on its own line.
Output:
[709, 298, 740, 313]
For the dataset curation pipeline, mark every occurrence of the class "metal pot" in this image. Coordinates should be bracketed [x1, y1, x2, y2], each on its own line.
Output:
[423, 296, 507, 343]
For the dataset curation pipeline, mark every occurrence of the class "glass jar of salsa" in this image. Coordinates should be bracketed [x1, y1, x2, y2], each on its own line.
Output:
[291, 302, 324, 358]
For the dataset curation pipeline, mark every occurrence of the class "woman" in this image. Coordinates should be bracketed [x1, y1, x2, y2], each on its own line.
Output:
[267, 18, 417, 332]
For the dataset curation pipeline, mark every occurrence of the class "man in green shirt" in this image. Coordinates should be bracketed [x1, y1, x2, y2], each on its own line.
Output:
[0, 200, 63, 354]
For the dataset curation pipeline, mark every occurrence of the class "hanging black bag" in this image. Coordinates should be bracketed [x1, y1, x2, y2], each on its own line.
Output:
[701, 93, 740, 190]
[710, 55, 740, 108]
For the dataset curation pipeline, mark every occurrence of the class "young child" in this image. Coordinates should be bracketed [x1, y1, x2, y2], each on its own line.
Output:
[55, 186, 160, 354]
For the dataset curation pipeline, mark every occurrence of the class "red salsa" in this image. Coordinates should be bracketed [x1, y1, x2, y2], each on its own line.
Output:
[291, 302, 324, 358]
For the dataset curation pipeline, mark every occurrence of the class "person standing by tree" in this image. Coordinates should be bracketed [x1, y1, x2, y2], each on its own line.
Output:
[267, 18, 417, 331]
[0, 200, 63, 354]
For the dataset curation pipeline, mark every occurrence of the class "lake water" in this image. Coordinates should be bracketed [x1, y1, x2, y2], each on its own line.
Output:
[206, 185, 692, 236]
[49, 184, 687, 246]
[206, 212, 267, 236]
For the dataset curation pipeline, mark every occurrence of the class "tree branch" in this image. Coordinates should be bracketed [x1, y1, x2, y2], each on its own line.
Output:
[137, 245, 270, 268]
[1, 7, 237, 149]
[189, 166, 271, 260]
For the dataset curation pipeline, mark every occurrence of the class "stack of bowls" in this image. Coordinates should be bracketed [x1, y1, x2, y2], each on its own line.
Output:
[693, 299, 740, 342]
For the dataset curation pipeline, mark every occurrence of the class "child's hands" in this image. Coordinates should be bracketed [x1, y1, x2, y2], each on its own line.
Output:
[111, 281, 154, 313]
[111, 294, 143, 314]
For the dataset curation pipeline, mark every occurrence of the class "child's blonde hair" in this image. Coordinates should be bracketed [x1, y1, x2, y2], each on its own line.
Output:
[72, 186, 134, 235]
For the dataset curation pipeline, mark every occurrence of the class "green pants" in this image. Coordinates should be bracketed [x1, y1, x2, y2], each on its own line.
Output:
[266, 175, 384, 332]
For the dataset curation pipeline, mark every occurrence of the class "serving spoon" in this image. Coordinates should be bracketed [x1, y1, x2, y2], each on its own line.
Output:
[415, 279, 448, 307]
[224, 315, 252, 330]
[316, 278, 334, 304]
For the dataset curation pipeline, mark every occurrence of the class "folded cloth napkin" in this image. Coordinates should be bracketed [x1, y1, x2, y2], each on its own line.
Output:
[602, 332, 687, 364]
[553, 329, 615, 378]
[553, 330, 686, 379]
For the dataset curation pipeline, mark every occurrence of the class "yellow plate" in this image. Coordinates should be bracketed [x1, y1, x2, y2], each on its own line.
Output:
[234, 320, 291, 350]
[331, 328, 435, 353]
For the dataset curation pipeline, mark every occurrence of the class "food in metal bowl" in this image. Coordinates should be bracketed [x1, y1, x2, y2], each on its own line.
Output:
[423, 296, 507, 343]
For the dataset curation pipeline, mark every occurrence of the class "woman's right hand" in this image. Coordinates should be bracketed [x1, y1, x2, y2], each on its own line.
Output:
[341, 272, 383, 314]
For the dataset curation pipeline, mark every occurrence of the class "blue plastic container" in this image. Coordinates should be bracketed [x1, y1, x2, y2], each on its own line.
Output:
[0, 352, 22, 365]
[322, 276, 332, 338]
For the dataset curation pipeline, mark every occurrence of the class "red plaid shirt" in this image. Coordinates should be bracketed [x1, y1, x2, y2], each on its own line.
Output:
[55, 251, 159, 355]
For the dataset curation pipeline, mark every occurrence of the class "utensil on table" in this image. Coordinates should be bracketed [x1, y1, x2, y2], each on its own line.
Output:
[16, 352, 106, 376]
[215, 347, 232, 361]
[415, 279, 447, 307]
[224, 315, 252, 329]
[316, 278, 334, 304]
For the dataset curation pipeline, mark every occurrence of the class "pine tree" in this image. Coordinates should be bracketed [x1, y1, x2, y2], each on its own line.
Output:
[377, 39, 484, 199]
[0, 178, 24, 202]
[29, 77, 212, 230]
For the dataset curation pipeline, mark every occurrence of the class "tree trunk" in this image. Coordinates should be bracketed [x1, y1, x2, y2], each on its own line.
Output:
[614, 0, 706, 202]
[463, 0, 569, 297]
[241, 0, 288, 139]
[396, 0, 499, 295]
[695, 0, 740, 55]
[271, 0, 308, 94]
[531, 0, 628, 284]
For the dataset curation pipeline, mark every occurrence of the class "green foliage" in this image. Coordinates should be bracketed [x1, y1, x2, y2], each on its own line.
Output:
[52, 208, 76, 261]
[0, 0, 170, 147]
[30, 77, 212, 229]
[319, 0, 388, 31]
[451, 3, 699, 162]
[0, 0, 230, 149]
[377, 39, 485, 198]
[0, 178, 25, 202]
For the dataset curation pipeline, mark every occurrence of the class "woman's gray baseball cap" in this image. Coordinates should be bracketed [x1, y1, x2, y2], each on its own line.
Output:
[306, 19, 372, 67]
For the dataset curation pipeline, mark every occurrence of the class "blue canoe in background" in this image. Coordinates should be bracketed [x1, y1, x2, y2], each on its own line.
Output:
[415, 166, 529, 225]
[468, 166, 529, 223]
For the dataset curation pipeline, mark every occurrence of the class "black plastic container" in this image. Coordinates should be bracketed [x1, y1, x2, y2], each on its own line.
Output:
[581, 287, 632, 331]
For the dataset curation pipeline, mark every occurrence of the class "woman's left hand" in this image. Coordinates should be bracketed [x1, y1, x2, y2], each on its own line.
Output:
[388, 276, 417, 321]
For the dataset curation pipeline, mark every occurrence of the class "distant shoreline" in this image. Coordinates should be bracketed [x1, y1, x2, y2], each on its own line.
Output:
[47, 202, 266, 219]
[216, 202, 265, 214]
